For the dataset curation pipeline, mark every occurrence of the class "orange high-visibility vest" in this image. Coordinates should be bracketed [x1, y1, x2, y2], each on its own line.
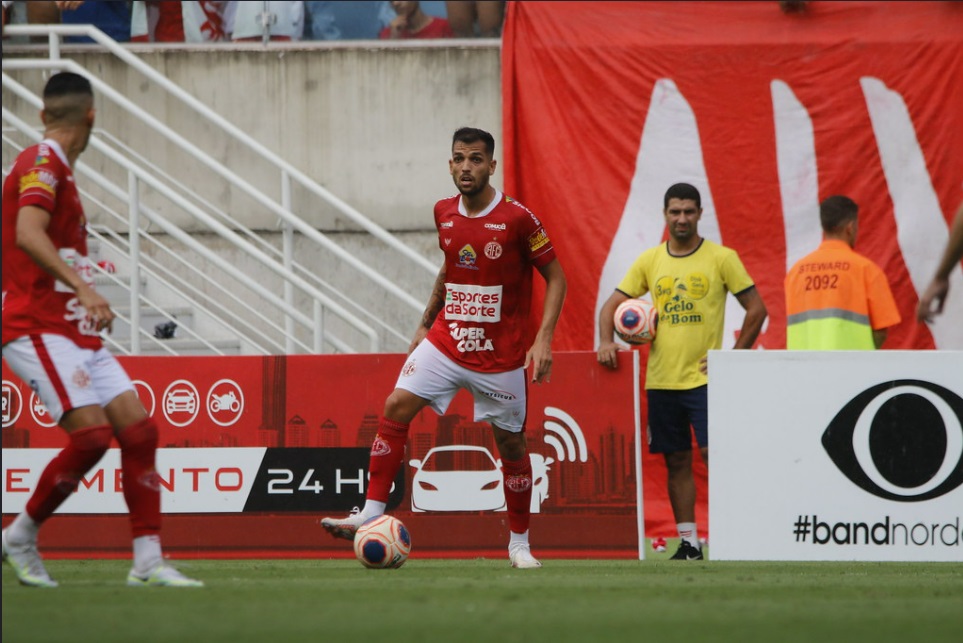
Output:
[785, 240, 901, 350]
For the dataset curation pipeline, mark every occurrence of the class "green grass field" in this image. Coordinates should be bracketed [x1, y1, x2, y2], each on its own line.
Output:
[4, 542, 962, 643]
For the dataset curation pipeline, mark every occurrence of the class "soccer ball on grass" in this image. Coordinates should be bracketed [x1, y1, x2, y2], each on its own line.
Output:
[614, 298, 658, 345]
[354, 515, 411, 569]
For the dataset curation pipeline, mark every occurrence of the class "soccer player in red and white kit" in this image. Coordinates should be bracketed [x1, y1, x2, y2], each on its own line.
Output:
[322, 127, 567, 568]
[1, 72, 202, 588]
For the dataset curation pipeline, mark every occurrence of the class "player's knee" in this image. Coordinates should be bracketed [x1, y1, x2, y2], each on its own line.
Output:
[116, 417, 158, 450]
[494, 430, 527, 461]
[383, 389, 423, 422]
[71, 424, 114, 452]
[69, 424, 114, 472]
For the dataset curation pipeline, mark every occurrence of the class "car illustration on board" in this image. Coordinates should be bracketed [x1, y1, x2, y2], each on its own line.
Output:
[409, 445, 553, 513]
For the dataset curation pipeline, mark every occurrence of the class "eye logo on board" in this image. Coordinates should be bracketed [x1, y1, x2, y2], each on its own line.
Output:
[822, 380, 963, 502]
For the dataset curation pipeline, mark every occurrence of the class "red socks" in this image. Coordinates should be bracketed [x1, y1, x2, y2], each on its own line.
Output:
[26, 424, 113, 523]
[502, 454, 533, 534]
[24, 419, 160, 539]
[366, 417, 409, 503]
[116, 417, 161, 538]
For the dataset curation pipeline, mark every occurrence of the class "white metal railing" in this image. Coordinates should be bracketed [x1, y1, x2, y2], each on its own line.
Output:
[2, 24, 437, 354]
[2, 95, 371, 354]
[90, 128, 412, 348]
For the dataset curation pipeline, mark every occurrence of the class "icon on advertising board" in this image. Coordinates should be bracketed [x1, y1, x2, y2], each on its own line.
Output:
[132, 380, 156, 417]
[29, 392, 58, 428]
[542, 406, 588, 463]
[823, 380, 963, 502]
[162, 379, 200, 427]
[2, 380, 24, 427]
[408, 445, 553, 514]
[207, 379, 244, 427]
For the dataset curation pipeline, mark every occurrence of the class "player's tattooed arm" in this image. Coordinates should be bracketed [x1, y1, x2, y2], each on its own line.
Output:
[409, 266, 446, 354]
[420, 265, 447, 330]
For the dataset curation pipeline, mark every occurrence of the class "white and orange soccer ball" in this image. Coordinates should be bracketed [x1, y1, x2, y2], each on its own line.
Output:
[353, 515, 412, 569]
[614, 298, 658, 345]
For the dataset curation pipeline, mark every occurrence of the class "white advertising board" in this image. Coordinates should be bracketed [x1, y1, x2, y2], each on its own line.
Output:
[708, 350, 962, 561]
[2, 448, 266, 514]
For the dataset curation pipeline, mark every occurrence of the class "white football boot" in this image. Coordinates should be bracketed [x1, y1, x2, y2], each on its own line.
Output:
[2, 528, 58, 588]
[320, 507, 366, 540]
[127, 564, 204, 587]
[508, 542, 542, 569]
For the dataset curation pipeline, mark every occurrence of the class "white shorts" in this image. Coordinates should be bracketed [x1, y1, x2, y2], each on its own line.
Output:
[2, 334, 134, 424]
[396, 339, 528, 432]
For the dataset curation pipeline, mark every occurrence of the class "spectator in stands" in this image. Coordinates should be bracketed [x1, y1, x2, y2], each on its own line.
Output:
[446, 0, 503, 37]
[60, 0, 132, 42]
[303, 0, 392, 40]
[1, 0, 10, 35]
[380, 0, 452, 39]
[20, 1, 87, 43]
[779, 0, 809, 14]
[224, 0, 303, 42]
[130, 1, 227, 43]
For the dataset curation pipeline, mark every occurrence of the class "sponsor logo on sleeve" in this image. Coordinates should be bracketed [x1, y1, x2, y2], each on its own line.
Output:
[19, 169, 58, 198]
[528, 228, 550, 253]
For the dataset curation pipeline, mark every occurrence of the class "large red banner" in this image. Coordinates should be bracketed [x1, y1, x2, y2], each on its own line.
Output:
[502, 1, 963, 352]
[3, 352, 669, 559]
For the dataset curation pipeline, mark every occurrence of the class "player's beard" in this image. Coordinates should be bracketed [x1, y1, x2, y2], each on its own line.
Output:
[457, 175, 488, 198]
[79, 126, 92, 153]
[670, 223, 695, 242]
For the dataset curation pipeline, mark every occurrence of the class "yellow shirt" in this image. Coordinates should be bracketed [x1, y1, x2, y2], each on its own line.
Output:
[617, 239, 756, 390]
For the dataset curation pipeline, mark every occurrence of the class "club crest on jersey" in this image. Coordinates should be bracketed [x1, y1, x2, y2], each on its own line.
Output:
[484, 242, 502, 260]
[457, 244, 479, 269]
[371, 436, 391, 456]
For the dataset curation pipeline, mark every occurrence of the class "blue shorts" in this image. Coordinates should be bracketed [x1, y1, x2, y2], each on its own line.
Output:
[645, 386, 708, 454]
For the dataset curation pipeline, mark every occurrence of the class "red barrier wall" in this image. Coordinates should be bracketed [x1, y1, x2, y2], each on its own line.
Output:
[3, 351, 683, 559]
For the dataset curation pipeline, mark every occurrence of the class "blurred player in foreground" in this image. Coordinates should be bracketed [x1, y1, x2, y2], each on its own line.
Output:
[916, 198, 963, 324]
[322, 127, 566, 568]
[1, 72, 202, 588]
[597, 183, 767, 560]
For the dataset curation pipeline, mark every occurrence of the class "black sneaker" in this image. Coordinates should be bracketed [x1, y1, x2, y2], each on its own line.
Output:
[669, 540, 704, 560]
